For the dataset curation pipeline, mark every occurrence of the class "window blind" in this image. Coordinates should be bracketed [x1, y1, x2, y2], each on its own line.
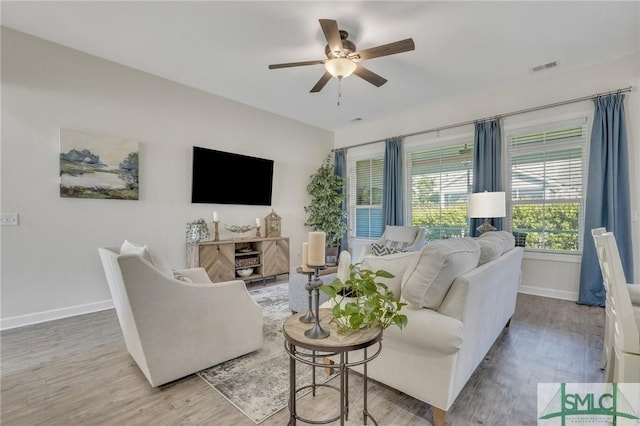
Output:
[408, 141, 473, 240]
[506, 118, 588, 252]
[350, 157, 384, 238]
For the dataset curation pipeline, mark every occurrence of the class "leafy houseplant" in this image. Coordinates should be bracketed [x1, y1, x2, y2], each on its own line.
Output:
[304, 155, 349, 251]
[319, 264, 408, 335]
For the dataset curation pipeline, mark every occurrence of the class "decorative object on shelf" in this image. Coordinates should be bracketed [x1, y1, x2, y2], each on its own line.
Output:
[236, 257, 260, 268]
[225, 224, 257, 234]
[468, 191, 506, 234]
[237, 268, 254, 277]
[212, 211, 220, 241]
[264, 209, 282, 238]
[255, 218, 261, 237]
[186, 219, 211, 243]
[304, 155, 348, 259]
[320, 264, 408, 336]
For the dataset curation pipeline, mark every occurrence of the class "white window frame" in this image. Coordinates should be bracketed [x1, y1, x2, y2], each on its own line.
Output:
[503, 113, 590, 254]
[347, 147, 385, 240]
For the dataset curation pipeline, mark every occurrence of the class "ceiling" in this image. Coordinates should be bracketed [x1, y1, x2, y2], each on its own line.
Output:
[2, 1, 639, 131]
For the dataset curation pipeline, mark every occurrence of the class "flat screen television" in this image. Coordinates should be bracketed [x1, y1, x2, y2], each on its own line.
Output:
[191, 146, 274, 206]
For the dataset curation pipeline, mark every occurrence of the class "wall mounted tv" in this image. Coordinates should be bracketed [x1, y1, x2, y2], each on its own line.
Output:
[191, 146, 274, 206]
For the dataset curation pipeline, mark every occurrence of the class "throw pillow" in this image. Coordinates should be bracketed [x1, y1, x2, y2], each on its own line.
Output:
[479, 231, 516, 254]
[120, 240, 154, 265]
[402, 238, 481, 310]
[371, 242, 407, 256]
[477, 238, 503, 265]
[361, 251, 421, 299]
[172, 270, 194, 283]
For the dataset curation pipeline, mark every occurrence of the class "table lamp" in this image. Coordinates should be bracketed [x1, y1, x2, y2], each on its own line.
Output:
[468, 191, 506, 234]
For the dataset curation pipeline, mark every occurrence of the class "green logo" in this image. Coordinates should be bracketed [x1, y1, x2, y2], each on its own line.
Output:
[539, 383, 639, 425]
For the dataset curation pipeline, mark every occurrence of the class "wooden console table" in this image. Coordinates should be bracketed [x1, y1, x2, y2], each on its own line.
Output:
[186, 236, 289, 283]
[283, 309, 382, 426]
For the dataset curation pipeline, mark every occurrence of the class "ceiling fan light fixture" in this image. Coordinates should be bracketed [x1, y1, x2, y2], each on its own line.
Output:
[324, 57, 357, 78]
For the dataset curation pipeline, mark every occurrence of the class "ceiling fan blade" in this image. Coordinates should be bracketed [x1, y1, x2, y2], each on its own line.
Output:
[310, 72, 332, 93]
[353, 64, 387, 87]
[268, 59, 326, 70]
[352, 38, 415, 61]
[319, 19, 344, 56]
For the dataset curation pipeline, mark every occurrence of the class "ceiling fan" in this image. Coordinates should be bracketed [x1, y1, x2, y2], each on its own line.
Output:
[268, 19, 415, 93]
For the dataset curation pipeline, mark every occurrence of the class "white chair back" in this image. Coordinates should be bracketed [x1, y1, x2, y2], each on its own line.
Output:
[592, 231, 640, 382]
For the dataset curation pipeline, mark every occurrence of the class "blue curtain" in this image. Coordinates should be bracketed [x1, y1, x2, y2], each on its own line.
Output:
[333, 149, 348, 253]
[578, 93, 634, 306]
[383, 137, 404, 227]
[470, 119, 503, 236]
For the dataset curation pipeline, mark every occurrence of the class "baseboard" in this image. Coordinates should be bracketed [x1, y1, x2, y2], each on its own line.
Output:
[518, 285, 578, 302]
[1, 299, 114, 331]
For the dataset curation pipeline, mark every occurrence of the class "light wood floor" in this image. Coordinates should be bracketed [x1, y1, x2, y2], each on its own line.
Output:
[1, 291, 605, 426]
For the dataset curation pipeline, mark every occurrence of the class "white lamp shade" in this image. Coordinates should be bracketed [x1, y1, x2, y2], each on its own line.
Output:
[324, 58, 357, 78]
[468, 191, 506, 218]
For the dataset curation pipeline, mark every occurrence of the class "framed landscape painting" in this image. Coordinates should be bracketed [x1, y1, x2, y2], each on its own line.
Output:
[59, 128, 139, 200]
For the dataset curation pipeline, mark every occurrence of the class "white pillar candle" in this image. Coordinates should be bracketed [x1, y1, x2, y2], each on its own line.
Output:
[301, 242, 313, 273]
[213, 211, 218, 222]
[256, 217, 261, 227]
[307, 231, 326, 266]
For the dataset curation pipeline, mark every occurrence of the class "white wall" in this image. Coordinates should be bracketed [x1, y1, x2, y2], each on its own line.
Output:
[336, 53, 640, 301]
[0, 28, 334, 328]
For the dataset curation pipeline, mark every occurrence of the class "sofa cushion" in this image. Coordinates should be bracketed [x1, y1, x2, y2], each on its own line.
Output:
[382, 304, 464, 355]
[172, 270, 194, 283]
[402, 238, 481, 309]
[479, 231, 515, 254]
[477, 238, 503, 265]
[360, 251, 421, 299]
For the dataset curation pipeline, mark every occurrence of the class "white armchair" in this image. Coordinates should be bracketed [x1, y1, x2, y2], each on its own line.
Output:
[362, 225, 427, 257]
[98, 246, 263, 387]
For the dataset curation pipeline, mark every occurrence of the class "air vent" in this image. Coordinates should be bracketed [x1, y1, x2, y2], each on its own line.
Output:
[532, 61, 558, 72]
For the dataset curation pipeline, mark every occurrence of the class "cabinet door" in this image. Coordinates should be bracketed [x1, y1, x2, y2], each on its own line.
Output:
[199, 243, 235, 282]
[262, 238, 290, 277]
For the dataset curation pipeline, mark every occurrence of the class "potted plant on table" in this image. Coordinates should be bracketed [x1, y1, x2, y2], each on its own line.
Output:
[304, 155, 348, 264]
[319, 263, 408, 335]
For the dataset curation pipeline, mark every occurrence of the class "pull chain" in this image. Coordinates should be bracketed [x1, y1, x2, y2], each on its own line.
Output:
[337, 76, 343, 106]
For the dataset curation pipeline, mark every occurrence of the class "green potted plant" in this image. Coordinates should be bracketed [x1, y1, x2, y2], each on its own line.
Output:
[319, 263, 408, 335]
[304, 155, 349, 261]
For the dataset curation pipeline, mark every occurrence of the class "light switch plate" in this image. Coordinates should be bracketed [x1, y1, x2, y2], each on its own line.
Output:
[0, 213, 19, 226]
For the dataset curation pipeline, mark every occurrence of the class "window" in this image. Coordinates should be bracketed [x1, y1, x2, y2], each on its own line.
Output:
[350, 157, 384, 238]
[506, 118, 588, 252]
[407, 140, 473, 241]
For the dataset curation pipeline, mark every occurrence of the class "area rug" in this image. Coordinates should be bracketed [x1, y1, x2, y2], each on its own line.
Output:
[197, 283, 336, 424]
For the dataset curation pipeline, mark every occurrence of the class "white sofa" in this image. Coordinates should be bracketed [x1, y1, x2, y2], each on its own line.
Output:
[327, 232, 523, 426]
[98, 245, 263, 387]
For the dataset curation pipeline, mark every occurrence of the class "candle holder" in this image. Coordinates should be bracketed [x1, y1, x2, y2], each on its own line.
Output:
[213, 221, 220, 241]
[304, 264, 330, 339]
[299, 270, 317, 324]
[255, 226, 261, 237]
